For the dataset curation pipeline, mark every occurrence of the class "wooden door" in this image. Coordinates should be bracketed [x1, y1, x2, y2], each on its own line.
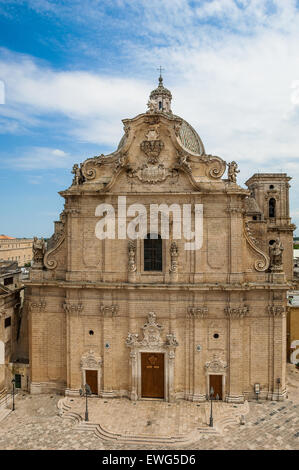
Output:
[141, 353, 164, 398]
[86, 370, 98, 395]
[209, 375, 222, 400]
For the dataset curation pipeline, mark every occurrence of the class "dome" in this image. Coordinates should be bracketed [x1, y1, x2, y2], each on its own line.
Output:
[117, 76, 205, 155]
[176, 118, 205, 155]
[117, 117, 205, 155]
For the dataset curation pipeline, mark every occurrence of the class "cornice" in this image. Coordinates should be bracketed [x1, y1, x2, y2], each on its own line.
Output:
[23, 280, 291, 291]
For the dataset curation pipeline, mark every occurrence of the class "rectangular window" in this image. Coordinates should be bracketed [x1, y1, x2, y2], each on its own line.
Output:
[5, 317, 11, 328]
[4, 277, 13, 286]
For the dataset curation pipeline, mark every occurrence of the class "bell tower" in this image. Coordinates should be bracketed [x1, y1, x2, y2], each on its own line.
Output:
[245, 173, 296, 280]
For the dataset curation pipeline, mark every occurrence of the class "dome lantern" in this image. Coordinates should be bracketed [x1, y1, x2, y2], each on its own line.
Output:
[148, 72, 172, 114]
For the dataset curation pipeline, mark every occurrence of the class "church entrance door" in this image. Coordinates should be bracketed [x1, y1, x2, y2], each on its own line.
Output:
[141, 353, 164, 398]
[209, 375, 222, 400]
[86, 370, 98, 395]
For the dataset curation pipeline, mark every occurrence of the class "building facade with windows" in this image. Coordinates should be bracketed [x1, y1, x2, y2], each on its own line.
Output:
[0, 236, 33, 266]
[0, 261, 23, 394]
[25, 77, 295, 402]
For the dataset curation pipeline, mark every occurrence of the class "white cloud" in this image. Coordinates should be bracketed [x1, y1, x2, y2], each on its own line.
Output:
[5, 146, 75, 170]
[0, 1, 299, 232]
[0, 50, 150, 145]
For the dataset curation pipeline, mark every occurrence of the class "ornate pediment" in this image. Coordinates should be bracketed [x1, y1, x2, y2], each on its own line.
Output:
[61, 109, 229, 196]
[205, 355, 228, 373]
[141, 312, 163, 348]
[80, 350, 102, 369]
[126, 312, 179, 350]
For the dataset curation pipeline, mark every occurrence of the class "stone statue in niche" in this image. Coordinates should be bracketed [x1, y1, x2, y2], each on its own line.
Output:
[269, 238, 284, 271]
[228, 161, 240, 183]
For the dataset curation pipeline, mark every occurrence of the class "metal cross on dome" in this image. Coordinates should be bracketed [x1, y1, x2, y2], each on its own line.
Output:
[157, 66, 165, 83]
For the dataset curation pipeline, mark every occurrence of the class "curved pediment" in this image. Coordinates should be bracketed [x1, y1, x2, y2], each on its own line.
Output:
[67, 112, 227, 195]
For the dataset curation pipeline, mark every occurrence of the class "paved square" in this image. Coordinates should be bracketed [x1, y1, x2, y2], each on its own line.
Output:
[0, 364, 298, 450]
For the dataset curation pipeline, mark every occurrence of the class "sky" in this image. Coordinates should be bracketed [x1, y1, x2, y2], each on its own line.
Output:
[0, 0, 299, 237]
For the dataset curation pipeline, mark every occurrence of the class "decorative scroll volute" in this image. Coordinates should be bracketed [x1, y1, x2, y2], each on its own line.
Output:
[244, 221, 270, 272]
[44, 234, 66, 270]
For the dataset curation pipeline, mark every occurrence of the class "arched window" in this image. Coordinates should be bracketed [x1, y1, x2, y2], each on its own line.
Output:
[144, 233, 162, 271]
[269, 198, 276, 218]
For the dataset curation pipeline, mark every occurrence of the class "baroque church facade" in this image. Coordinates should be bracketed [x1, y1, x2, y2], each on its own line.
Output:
[25, 76, 295, 403]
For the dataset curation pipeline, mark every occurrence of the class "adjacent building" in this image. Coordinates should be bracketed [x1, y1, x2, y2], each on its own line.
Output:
[0, 235, 33, 266]
[25, 77, 295, 402]
[0, 262, 21, 393]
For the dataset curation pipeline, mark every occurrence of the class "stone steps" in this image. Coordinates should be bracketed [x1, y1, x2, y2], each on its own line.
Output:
[0, 392, 14, 423]
[74, 420, 218, 445]
[0, 407, 11, 423]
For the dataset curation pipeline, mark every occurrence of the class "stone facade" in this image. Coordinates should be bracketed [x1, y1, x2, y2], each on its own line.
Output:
[24, 77, 295, 402]
[0, 237, 33, 266]
[0, 265, 22, 393]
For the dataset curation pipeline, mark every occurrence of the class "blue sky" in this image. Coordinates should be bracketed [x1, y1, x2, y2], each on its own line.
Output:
[0, 0, 299, 237]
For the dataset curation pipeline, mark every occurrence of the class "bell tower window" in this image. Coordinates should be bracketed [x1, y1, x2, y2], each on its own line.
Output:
[144, 233, 162, 271]
[269, 198, 276, 218]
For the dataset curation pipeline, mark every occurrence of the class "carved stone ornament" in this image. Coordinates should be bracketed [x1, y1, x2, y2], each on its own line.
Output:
[204, 154, 226, 179]
[169, 241, 178, 273]
[114, 152, 128, 173]
[100, 304, 119, 317]
[126, 312, 179, 351]
[71, 163, 85, 186]
[165, 333, 179, 347]
[187, 306, 209, 318]
[227, 161, 240, 183]
[80, 350, 102, 369]
[32, 237, 46, 266]
[141, 312, 163, 348]
[268, 305, 285, 317]
[29, 299, 46, 312]
[146, 99, 155, 113]
[140, 140, 164, 164]
[225, 305, 249, 318]
[62, 302, 84, 314]
[205, 355, 228, 373]
[43, 232, 65, 270]
[126, 333, 139, 346]
[269, 238, 284, 272]
[177, 151, 192, 174]
[244, 221, 270, 272]
[127, 163, 178, 184]
[128, 241, 137, 272]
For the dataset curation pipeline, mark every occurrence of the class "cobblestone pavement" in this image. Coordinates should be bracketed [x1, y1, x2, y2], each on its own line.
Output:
[0, 364, 298, 450]
[59, 394, 249, 438]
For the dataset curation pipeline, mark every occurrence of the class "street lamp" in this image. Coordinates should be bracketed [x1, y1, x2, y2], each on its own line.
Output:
[209, 386, 214, 427]
[79, 383, 91, 421]
[11, 378, 15, 411]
